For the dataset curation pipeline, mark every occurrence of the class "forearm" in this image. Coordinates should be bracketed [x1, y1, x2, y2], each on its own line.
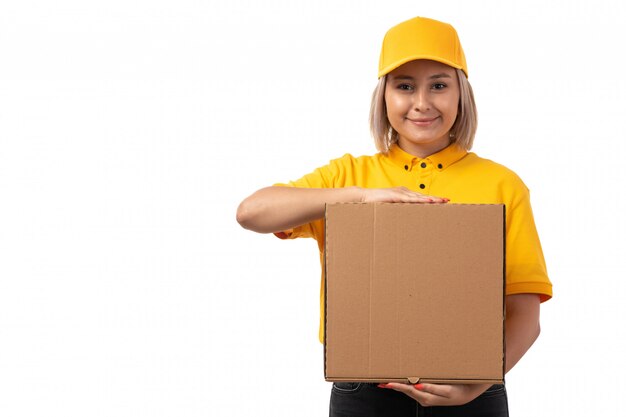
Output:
[504, 294, 541, 374]
[236, 186, 363, 233]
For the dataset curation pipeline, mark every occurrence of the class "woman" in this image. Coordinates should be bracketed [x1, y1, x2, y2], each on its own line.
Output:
[237, 16, 552, 416]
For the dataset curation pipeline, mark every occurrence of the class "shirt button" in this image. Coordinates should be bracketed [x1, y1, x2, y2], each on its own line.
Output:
[419, 184, 425, 189]
[420, 162, 427, 168]
[438, 163, 443, 169]
[404, 165, 408, 170]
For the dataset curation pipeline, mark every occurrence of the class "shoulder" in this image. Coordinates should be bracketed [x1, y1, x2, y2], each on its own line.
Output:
[282, 151, 381, 188]
[463, 152, 529, 191]
[329, 151, 382, 165]
[322, 151, 386, 173]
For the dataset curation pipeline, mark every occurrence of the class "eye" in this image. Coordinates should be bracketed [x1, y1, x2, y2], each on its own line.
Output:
[432, 83, 447, 90]
[397, 83, 413, 91]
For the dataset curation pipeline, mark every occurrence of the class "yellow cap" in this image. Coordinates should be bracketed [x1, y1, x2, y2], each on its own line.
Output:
[378, 17, 468, 78]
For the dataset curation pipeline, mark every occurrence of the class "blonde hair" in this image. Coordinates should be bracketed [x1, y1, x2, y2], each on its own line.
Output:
[369, 68, 477, 153]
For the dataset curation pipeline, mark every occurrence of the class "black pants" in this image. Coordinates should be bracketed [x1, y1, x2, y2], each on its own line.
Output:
[329, 383, 508, 417]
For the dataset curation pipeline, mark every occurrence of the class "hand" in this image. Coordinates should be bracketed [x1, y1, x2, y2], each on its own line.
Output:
[378, 382, 490, 407]
[360, 187, 449, 204]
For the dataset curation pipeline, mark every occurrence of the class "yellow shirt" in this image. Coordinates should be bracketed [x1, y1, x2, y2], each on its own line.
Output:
[276, 143, 552, 342]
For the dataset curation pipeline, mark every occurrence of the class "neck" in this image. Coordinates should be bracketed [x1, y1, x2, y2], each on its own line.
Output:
[397, 137, 452, 158]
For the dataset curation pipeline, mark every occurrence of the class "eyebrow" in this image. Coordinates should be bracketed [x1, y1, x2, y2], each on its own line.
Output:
[429, 73, 453, 80]
[390, 73, 453, 80]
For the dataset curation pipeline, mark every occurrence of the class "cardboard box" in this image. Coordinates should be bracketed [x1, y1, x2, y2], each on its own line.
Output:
[324, 203, 505, 384]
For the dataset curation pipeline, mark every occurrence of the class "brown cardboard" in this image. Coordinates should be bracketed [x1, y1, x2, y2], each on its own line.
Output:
[324, 203, 505, 384]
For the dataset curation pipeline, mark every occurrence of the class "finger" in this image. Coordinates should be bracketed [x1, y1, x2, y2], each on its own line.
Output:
[408, 194, 448, 204]
[388, 383, 448, 399]
[399, 189, 448, 203]
[380, 382, 414, 394]
[381, 383, 439, 405]
[398, 190, 433, 200]
[408, 195, 436, 203]
[384, 189, 449, 204]
[414, 383, 452, 398]
[418, 195, 449, 203]
[388, 192, 434, 203]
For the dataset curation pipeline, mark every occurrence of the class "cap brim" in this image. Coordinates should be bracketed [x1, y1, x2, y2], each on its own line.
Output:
[378, 55, 467, 78]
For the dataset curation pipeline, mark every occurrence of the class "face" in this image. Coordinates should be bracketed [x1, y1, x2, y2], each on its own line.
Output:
[385, 59, 460, 158]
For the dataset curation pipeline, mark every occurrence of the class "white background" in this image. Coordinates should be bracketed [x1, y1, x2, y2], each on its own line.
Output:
[1, 0, 625, 416]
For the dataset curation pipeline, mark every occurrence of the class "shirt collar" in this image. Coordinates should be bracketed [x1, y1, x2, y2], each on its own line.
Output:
[386, 142, 468, 171]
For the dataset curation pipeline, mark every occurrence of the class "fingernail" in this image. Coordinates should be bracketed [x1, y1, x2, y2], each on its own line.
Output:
[414, 383, 424, 390]
[377, 383, 388, 388]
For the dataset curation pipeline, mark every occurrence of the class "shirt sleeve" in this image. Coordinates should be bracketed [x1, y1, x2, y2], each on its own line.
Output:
[272, 155, 351, 242]
[504, 177, 553, 302]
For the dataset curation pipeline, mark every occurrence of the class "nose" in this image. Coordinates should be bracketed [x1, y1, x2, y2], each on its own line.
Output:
[413, 88, 431, 112]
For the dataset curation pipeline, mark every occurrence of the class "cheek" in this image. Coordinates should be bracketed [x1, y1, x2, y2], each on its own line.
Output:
[448, 105, 459, 122]
[384, 93, 406, 118]
[442, 96, 460, 121]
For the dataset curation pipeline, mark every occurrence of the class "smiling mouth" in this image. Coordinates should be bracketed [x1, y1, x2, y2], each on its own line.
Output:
[407, 117, 439, 126]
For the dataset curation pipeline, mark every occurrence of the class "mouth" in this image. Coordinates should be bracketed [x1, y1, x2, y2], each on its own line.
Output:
[407, 116, 439, 126]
